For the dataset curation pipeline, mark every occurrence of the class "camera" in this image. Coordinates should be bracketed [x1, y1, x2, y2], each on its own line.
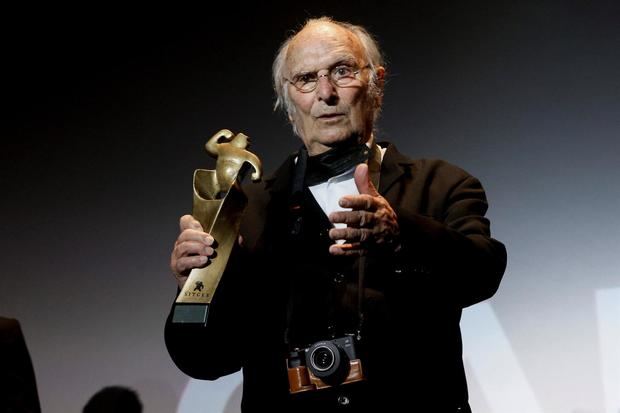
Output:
[286, 335, 364, 394]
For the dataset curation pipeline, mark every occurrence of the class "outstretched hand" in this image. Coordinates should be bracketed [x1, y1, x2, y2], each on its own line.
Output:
[328, 164, 400, 256]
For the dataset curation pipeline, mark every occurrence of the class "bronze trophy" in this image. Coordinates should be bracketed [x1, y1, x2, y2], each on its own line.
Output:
[172, 129, 262, 324]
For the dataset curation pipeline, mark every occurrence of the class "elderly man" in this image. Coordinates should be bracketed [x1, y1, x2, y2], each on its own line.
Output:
[165, 17, 506, 413]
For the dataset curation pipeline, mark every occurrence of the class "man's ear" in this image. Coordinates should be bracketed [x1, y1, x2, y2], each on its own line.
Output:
[374, 66, 386, 107]
[375, 66, 386, 91]
[376, 66, 386, 81]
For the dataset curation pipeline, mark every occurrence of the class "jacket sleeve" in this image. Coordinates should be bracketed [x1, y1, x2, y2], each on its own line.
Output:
[388, 163, 507, 308]
[164, 246, 249, 380]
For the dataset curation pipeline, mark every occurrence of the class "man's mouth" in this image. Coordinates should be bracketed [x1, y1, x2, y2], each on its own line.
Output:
[318, 113, 344, 119]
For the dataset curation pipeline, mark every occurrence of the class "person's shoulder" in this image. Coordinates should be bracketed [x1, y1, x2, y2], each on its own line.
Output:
[380, 142, 475, 181]
[416, 158, 474, 181]
[0, 317, 23, 340]
[241, 151, 298, 198]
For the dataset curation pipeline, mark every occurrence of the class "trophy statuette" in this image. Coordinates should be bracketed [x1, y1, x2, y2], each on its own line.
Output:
[172, 129, 262, 324]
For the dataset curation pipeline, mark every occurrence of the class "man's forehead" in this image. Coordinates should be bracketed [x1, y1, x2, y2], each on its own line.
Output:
[286, 23, 364, 73]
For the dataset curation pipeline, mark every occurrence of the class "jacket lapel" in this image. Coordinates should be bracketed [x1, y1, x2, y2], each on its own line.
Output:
[377, 142, 414, 196]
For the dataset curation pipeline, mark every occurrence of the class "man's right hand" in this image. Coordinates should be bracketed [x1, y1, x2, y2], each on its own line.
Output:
[170, 215, 215, 288]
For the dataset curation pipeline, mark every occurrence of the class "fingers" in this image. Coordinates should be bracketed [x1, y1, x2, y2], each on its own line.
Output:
[177, 229, 214, 246]
[175, 254, 210, 275]
[327, 168, 399, 256]
[172, 215, 215, 278]
[328, 208, 399, 256]
[180, 214, 203, 232]
[171, 238, 215, 276]
[178, 215, 214, 245]
[338, 194, 377, 211]
[329, 242, 365, 256]
[329, 210, 375, 227]
[175, 240, 214, 258]
[328, 227, 372, 244]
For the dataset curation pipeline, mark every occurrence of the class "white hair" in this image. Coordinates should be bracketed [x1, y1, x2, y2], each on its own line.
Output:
[272, 17, 386, 132]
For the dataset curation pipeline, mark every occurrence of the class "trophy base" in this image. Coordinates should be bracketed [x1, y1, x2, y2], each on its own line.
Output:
[172, 303, 209, 324]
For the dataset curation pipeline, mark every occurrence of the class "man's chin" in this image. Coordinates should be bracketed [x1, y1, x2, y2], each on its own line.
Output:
[322, 132, 366, 147]
[303, 129, 368, 154]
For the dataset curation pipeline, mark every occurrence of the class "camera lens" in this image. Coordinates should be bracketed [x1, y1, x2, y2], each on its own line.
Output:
[305, 339, 352, 385]
[310, 346, 335, 371]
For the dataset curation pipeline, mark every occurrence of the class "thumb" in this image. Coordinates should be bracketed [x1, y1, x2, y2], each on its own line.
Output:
[354, 163, 379, 196]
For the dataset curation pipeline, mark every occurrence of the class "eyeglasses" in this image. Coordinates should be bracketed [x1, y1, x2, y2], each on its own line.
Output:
[286, 64, 370, 93]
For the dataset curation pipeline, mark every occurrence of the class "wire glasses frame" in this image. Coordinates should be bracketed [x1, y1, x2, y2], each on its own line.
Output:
[286, 64, 371, 93]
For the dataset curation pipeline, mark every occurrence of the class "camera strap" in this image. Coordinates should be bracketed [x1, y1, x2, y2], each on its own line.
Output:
[283, 141, 381, 348]
[355, 255, 365, 341]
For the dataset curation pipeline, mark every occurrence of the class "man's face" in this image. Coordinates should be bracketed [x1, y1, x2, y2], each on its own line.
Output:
[285, 23, 380, 156]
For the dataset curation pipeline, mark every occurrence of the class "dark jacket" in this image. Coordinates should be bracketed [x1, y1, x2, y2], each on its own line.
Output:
[165, 143, 507, 412]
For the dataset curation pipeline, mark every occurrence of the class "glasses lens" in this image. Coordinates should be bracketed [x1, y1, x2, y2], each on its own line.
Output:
[334, 77, 354, 87]
[297, 81, 316, 92]
[333, 65, 362, 87]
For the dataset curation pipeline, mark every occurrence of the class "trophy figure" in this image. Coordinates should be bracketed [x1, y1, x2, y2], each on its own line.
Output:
[172, 129, 262, 324]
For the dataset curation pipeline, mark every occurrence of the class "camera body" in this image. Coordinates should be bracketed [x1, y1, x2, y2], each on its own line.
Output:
[286, 335, 364, 394]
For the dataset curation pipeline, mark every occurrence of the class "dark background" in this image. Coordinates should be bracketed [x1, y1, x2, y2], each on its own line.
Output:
[2, 2, 619, 412]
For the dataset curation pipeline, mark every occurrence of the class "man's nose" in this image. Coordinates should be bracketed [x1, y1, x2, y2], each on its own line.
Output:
[315, 73, 338, 103]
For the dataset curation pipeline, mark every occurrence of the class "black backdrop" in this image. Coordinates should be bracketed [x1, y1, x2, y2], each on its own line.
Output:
[2, 2, 619, 412]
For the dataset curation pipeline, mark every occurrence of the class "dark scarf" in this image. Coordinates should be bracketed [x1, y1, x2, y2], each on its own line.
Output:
[301, 143, 371, 186]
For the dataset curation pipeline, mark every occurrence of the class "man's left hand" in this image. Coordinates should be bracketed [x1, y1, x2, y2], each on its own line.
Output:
[328, 163, 400, 256]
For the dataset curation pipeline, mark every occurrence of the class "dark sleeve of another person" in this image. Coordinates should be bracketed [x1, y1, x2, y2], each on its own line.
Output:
[0, 317, 41, 413]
